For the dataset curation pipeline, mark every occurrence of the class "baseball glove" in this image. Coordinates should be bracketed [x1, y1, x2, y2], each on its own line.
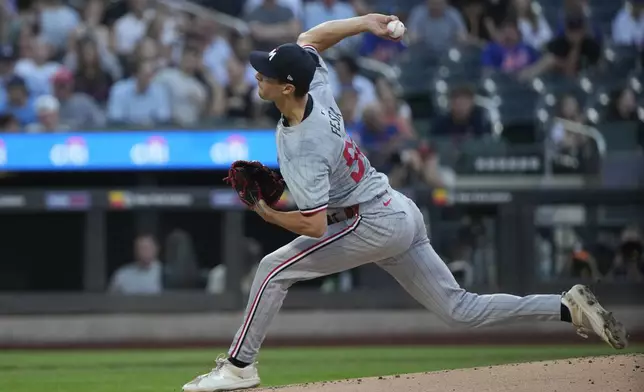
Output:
[224, 160, 285, 207]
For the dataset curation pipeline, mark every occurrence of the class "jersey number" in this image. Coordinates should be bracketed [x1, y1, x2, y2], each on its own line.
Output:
[343, 139, 366, 183]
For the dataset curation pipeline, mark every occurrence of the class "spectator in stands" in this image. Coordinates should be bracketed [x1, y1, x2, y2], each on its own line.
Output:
[245, 0, 301, 52]
[407, 0, 468, 53]
[15, 36, 61, 96]
[25, 94, 70, 133]
[144, 3, 180, 63]
[356, 102, 408, 170]
[217, 32, 258, 88]
[519, 13, 601, 80]
[109, 234, 163, 295]
[37, 0, 80, 52]
[612, 0, 644, 47]
[431, 85, 491, 139]
[606, 87, 640, 122]
[0, 76, 36, 127]
[107, 60, 171, 126]
[154, 47, 207, 126]
[513, 0, 553, 49]
[303, 0, 356, 32]
[456, 0, 493, 45]
[0, 113, 19, 132]
[129, 37, 164, 76]
[567, 247, 601, 280]
[0, 44, 38, 109]
[330, 55, 377, 124]
[607, 225, 643, 282]
[71, 36, 116, 104]
[244, 0, 303, 20]
[376, 77, 416, 139]
[481, 18, 540, 75]
[112, 0, 151, 57]
[223, 55, 263, 121]
[549, 94, 599, 173]
[64, 32, 122, 84]
[201, 20, 235, 86]
[70, 0, 111, 51]
[51, 68, 105, 130]
[555, 0, 602, 41]
[359, 31, 407, 64]
[338, 87, 359, 129]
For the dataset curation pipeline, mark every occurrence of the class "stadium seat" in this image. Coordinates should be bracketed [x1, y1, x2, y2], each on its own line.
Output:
[595, 121, 642, 152]
[603, 45, 640, 76]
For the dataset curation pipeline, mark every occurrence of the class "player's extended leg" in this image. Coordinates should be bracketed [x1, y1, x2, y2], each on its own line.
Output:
[183, 211, 415, 392]
[377, 234, 628, 349]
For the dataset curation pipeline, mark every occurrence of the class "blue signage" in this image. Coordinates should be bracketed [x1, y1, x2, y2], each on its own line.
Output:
[0, 130, 278, 171]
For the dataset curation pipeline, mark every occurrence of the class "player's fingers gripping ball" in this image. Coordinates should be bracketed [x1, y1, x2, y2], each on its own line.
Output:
[386, 20, 405, 39]
[224, 160, 285, 207]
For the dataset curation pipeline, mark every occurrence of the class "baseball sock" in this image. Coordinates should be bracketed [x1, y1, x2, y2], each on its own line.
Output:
[560, 303, 572, 323]
[228, 357, 250, 368]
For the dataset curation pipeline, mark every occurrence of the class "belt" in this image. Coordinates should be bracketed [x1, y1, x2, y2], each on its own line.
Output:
[326, 190, 389, 225]
[327, 205, 359, 225]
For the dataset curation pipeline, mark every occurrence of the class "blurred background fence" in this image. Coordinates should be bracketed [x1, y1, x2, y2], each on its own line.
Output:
[0, 0, 643, 346]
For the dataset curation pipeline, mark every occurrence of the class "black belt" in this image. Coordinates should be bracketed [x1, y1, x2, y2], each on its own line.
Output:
[327, 205, 359, 225]
[326, 190, 388, 225]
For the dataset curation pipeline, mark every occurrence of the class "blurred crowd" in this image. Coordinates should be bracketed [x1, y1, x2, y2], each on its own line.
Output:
[0, 1, 642, 178]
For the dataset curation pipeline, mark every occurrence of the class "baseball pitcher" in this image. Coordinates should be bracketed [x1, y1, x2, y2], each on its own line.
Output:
[182, 14, 627, 392]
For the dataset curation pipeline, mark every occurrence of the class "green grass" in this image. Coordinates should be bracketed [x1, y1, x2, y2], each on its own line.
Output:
[0, 345, 641, 392]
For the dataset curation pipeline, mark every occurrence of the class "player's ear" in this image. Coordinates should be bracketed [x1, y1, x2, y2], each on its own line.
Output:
[282, 83, 295, 96]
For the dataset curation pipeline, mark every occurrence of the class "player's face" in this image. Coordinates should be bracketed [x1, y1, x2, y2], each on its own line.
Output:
[255, 72, 289, 101]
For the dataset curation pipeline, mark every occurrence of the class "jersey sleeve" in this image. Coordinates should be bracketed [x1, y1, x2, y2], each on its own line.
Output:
[300, 45, 330, 93]
[283, 153, 330, 215]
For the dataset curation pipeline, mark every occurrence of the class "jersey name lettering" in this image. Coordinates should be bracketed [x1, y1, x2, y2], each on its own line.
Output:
[328, 106, 343, 138]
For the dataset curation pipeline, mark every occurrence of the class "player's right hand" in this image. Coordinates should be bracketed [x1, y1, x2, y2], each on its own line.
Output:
[364, 13, 403, 42]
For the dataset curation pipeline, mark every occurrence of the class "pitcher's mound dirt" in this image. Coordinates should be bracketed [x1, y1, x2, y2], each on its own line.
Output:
[260, 354, 643, 392]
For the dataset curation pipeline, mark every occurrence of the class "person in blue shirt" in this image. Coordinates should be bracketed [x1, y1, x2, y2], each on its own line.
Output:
[481, 17, 540, 75]
[106, 60, 171, 126]
[0, 76, 37, 127]
[359, 32, 407, 64]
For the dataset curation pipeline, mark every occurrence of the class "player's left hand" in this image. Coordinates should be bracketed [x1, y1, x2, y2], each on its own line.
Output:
[364, 13, 404, 42]
[253, 200, 273, 222]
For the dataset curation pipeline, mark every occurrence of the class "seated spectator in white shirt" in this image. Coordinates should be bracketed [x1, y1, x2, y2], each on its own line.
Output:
[15, 36, 61, 97]
[245, 0, 301, 52]
[25, 94, 71, 133]
[407, 0, 468, 53]
[51, 68, 105, 130]
[513, 0, 553, 49]
[109, 235, 162, 295]
[112, 0, 152, 56]
[200, 20, 235, 85]
[107, 60, 171, 126]
[154, 47, 207, 126]
[329, 55, 377, 124]
[244, 0, 303, 20]
[38, 0, 80, 52]
[303, 0, 355, 31]
[612, 0, 644, 47]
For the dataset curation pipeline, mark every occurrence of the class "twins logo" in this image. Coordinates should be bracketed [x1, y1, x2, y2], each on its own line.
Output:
[49, 136, 89, 167]
[130, 136, 169, 165]
[210, 135, 249, 164]
[0, 139, 6, 166]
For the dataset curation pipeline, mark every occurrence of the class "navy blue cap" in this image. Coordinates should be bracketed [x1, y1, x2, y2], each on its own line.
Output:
[0, 45, 16, 61]
[250, 43, 317, 91]
[6, 75, 25, 87]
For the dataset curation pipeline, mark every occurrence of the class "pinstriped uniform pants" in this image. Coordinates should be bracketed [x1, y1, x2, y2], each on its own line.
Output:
[228, 189, 562, 363]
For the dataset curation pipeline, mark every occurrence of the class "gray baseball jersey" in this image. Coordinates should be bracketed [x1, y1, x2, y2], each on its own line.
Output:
[226, 44, 564, 364]
[276, 46, 389, 215]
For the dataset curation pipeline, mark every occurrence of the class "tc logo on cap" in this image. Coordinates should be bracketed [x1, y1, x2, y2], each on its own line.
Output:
[268, 49, 277, 61]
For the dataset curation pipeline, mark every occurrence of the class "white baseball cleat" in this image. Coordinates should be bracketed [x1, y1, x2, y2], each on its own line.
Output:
[182, 355, 261, 392]
[561, 284, 628, 349]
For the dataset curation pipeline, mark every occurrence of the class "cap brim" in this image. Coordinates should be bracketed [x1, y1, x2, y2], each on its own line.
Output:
[249, 51, 281, 79]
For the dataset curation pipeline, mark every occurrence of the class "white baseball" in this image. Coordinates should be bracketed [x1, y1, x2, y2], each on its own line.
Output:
[386, 20, 405, 39]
